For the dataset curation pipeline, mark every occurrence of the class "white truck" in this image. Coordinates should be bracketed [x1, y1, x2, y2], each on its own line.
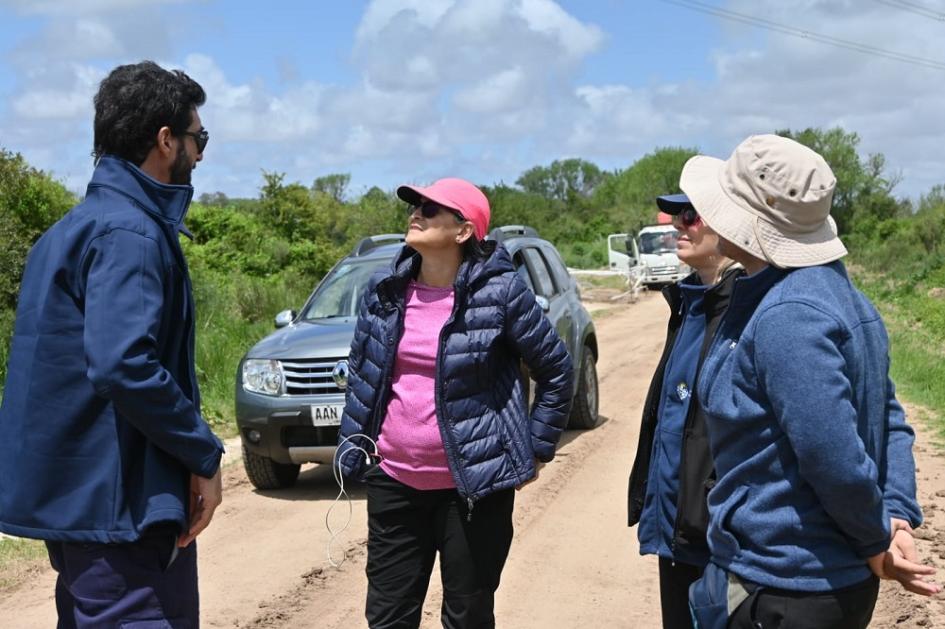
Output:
[607, 224, 690, 288]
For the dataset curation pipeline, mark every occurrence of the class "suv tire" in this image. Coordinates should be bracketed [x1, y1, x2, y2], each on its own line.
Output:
[242, 443, 301, 489]
[568, 348, 599, 429]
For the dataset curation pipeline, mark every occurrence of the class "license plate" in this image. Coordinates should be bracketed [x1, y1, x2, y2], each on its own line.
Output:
[310, 404, 344, 426]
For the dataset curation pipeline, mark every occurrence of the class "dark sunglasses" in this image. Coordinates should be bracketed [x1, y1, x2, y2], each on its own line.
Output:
[181, 128, 209, 153]
[678, 207, 702, 228]
[409, 201, 465, 222]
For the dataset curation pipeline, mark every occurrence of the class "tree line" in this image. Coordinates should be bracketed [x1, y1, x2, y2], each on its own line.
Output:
[1, 126, 943, 425]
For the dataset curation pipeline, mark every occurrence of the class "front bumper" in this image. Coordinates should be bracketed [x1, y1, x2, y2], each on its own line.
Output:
[644, 272, 687, 285]
[235, 387, 344, 465]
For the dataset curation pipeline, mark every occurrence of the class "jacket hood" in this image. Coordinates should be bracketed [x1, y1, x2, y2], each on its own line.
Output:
[87, 155, 194, 228]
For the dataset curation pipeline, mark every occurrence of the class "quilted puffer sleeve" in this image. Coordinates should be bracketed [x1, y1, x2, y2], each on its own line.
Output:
[503, 273, 573, 462]
[337, 278, 379, 478]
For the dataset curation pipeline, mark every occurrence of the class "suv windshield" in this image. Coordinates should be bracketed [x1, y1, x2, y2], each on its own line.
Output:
[639, 231, 678, 255]
[301, 258, 390, 321]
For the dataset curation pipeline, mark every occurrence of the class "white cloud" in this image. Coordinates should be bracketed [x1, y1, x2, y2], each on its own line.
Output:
[1, 0, 942, 200]
[517, 0, 603, 58]
[454, 67, 527, 113]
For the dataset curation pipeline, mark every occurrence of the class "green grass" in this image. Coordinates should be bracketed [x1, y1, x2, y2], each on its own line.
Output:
[192, 270, 314, 436]
[0, 537, 47, 590]
[852, 266, 945, 441]
[576, 273, 628, 291]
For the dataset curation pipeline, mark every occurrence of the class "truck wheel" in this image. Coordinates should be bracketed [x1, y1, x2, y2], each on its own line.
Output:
[242, 443, 301, 489]
[568, 348, 600, 429]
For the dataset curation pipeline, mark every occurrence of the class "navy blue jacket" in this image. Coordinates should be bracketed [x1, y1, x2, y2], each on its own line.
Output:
[699, 262, 921, 591]
[0, 156, 224, 543]
[337, 244, 573, 505]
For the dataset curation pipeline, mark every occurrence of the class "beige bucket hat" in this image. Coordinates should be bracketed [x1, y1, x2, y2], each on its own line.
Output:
[680, 134, 847, 268]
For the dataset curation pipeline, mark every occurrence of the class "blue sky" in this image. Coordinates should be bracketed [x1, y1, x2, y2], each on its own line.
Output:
[0, 0, 941, 201]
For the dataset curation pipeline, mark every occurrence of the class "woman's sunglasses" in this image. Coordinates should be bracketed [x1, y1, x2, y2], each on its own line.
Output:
[678, 207, 702, 228]
[409, 201, 465, 222]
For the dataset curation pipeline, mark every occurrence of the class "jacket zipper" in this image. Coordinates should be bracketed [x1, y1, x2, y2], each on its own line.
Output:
[433, 282, 476, 520]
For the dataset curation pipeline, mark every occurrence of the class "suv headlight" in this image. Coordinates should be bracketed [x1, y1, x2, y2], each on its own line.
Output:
[242, 359, 286, 396]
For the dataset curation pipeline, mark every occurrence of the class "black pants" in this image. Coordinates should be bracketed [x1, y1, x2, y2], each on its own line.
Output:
[45, 524, 198, 628]
[364, 466, 515, 629]
[728, 575, 879, 629]
[658, 556, 704, 629]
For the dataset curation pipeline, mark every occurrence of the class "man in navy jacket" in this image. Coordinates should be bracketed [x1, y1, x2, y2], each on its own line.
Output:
[0, 61, 223, 627]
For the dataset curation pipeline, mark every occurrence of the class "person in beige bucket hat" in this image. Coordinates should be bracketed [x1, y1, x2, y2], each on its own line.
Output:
[680, 135, 937, 629]
[681, 133, 847, 270]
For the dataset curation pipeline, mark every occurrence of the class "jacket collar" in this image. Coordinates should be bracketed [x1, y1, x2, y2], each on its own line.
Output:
[87, 155, 194, 229]
[376, 241, 514, 310]
[728, 264, 787, 317]
[663, 266, 744, 320]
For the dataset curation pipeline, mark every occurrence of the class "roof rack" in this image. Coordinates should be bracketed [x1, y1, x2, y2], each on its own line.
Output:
[352, 234, 406, 256]
[487, 225, 539, 242]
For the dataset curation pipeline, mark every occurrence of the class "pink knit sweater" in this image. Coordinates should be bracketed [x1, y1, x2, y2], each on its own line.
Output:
[376, 280, 456, 490]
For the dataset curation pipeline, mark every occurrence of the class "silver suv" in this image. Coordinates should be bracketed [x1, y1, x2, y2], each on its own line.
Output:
[235, 226, 600, 489]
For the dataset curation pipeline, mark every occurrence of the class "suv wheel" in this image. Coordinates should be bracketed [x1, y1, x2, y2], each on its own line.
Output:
[242, 443, 301, 489]
[568, 348, 599, 429]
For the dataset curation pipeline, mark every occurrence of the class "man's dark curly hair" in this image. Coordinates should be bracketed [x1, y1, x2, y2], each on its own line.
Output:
[93, 61, 206, 165]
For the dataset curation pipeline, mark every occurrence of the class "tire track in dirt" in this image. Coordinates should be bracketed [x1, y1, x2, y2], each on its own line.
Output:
[240, 293, 669, 628]
[2, 292, 944, 628]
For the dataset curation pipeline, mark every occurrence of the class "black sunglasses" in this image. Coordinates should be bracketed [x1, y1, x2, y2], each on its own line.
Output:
[409, 201, 465, 222]
[181, 128, 209, 153]
[678, 207, 701, 228]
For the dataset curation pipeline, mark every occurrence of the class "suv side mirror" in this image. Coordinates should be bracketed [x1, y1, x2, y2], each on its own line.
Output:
[274, 309, 297, 329]
[535, 296, 550, 313]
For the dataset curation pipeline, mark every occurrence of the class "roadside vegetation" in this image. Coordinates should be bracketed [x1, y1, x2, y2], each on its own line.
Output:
[1, 128, 942, 439]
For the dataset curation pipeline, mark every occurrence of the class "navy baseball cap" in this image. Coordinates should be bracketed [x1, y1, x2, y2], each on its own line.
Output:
[656, 193, 694, 215]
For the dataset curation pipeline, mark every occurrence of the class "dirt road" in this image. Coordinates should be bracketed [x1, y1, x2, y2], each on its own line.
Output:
[2, 294, 943, 628]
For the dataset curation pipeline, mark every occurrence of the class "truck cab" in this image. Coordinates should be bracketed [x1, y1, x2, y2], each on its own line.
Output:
[636, 224, 689, 286]
[607, 224, 689, 288]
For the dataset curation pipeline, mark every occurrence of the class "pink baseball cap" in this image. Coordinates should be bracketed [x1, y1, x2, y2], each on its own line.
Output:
[397, 177, 491, 240]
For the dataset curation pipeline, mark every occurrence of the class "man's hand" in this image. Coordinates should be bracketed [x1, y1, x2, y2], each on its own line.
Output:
[516, 460, 546, 491]
[867, 524, 941, 597]
[178, 467, 223, 547]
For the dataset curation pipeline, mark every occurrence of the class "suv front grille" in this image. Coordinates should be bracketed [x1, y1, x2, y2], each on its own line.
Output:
[282, 358, 346, 395]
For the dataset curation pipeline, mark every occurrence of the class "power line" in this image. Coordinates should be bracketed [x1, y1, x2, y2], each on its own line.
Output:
[875, 0, 945, 22]
[660, 0, 945, 71]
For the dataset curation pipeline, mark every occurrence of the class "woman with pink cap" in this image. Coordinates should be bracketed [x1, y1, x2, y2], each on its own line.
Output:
[337, 177, 573, 628]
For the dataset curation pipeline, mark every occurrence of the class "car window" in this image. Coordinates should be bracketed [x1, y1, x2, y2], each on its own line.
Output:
[639, 231, 678, 255]
[301, 258, 388, 320]
[521, 248, 556, 297]
[541, 245, 571, 291]
[512, 252, 536, 292]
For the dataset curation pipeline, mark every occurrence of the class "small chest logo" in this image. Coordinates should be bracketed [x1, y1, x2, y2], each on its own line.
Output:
[676, 382, 690, 401]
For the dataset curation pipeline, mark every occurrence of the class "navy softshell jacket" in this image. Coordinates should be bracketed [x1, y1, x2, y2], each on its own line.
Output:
[0, 156, 223, 543]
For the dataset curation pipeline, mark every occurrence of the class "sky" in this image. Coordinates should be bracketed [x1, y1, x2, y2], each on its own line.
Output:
[0, 0, 942, 201]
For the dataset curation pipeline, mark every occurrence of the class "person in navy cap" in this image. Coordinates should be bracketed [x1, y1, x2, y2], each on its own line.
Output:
[627, 193, 741, 628]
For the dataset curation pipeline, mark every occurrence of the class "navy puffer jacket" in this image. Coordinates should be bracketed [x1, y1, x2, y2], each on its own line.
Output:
[338, 244, 573, 505]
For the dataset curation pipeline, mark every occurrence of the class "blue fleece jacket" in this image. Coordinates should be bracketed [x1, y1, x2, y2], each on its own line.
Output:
[0, 156, 224, 543]
[698, 261, 921, 591]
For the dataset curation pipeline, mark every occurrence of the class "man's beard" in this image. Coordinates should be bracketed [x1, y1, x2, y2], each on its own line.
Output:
[169, 142, 194, 185]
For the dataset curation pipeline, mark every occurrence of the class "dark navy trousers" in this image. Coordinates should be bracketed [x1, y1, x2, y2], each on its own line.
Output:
[45, 525, 198, 628]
